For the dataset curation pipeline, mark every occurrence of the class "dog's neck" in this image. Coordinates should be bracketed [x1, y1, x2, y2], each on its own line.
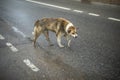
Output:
[65, 22, 73, 33]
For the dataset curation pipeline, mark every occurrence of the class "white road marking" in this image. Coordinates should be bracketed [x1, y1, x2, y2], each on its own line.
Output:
[23, 59, 40, 72]
[25, 0, 120, 23]
[0, 34, 5, 40]
[6, 42, 18, 52]
[108, 17, 120, 22]
[73, 10, 83, 13]
[12, 27, 26, 38]
[88, 13, 100, 16]
[74, 0, 81, 1]
[26, 0, 71, 10]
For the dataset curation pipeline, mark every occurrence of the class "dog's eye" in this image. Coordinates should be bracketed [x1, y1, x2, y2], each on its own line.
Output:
[72, 33, 75, 34]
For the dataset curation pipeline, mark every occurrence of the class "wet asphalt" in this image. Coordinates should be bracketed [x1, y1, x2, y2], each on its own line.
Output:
[0, 0, 120, 80]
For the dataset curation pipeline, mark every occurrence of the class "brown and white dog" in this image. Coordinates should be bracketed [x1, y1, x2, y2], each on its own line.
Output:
[32, 18, 78, 48]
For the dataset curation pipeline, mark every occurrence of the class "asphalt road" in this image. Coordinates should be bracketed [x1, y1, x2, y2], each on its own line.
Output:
[0, 0, 120, 80]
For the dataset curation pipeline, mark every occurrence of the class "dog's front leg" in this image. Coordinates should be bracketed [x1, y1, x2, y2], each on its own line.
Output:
[66, 36, 72, 47]
[57, 33, 64, 48]
[43, 31, 53, 46]
[68, 39, 71, 47]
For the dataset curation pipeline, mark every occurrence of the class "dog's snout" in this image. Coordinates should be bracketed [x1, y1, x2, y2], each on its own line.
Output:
[75, 36, 77, 38]
[74, 34, 78, 38]
[73, 35, 78, 38]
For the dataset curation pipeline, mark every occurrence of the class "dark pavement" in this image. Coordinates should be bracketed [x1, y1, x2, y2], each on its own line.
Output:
[0, 0, 120, 80]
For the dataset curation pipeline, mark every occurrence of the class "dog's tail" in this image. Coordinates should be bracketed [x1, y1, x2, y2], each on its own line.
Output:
[34, 19, 40, 27]
[32, 31, 34, 35]
[32, 19, 41, 35]
[32, 19, 40, 35]
[31, 19, 40, 41]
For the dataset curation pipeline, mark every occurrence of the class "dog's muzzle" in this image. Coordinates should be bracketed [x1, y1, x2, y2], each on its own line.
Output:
[75, 36, 77, 38]
[73, 34, 78, 38]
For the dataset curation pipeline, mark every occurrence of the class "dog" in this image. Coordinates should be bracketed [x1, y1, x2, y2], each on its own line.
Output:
[32, 18, 78, 48]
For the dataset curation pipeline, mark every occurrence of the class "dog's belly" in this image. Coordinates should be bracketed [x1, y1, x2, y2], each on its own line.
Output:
[45, 27, 57, 33]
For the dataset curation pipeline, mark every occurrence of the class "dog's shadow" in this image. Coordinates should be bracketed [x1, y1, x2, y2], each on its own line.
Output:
[26, 36, 85, 79]
[35, 46, 85, 80]
[26, 36, 77, 53]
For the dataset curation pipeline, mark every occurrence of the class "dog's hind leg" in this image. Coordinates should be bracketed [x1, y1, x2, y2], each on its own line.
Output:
[33, 27, 42, 47]
[43, 31, 53, 46]
[33, 32, 39, 47]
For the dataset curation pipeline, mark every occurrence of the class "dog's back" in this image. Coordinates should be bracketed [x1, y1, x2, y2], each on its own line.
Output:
[33, 18, 78, 47]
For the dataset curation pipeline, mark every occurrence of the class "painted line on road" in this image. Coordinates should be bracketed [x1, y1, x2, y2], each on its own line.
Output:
[26, 0, 120, 23]
[108, 17, 120, 22]
[73, 10, 84, 13]
[88, 13, 100, 16]
[0, 34, 5, 40]
[23, 59, 40, 72]
[6, 42, 18, 52]
[12, 27, 26, 38]
[26, 0, 71, 10]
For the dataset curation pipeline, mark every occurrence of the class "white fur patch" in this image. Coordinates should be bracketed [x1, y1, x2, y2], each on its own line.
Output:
[32, 32, 34, 35]
[65, 22, 73, 33]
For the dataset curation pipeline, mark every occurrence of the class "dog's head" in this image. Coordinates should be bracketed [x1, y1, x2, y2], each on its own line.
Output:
[68, 26, 78, 38]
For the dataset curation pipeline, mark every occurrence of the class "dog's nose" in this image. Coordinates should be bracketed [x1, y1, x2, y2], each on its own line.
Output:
[75, 36, 77, 38]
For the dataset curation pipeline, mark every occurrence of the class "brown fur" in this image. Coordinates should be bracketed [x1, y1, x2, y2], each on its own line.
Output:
[33, 18, 78, 47]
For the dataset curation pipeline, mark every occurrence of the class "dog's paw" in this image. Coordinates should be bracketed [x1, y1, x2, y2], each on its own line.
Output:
[68, 45, 70, 47]
[59, 45, 64, 48]
[49, 44, 54, 46]
[34, 45, 36, 48]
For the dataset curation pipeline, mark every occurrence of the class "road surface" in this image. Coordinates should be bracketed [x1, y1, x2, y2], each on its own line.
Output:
[0, 0, 120, 80]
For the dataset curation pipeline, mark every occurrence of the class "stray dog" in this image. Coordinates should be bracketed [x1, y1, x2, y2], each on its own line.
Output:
[32, 18, 78, 48]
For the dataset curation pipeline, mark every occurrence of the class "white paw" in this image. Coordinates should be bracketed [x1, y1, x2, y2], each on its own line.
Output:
[68, 45, 70, 47]
[59, 45, 64, 48]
